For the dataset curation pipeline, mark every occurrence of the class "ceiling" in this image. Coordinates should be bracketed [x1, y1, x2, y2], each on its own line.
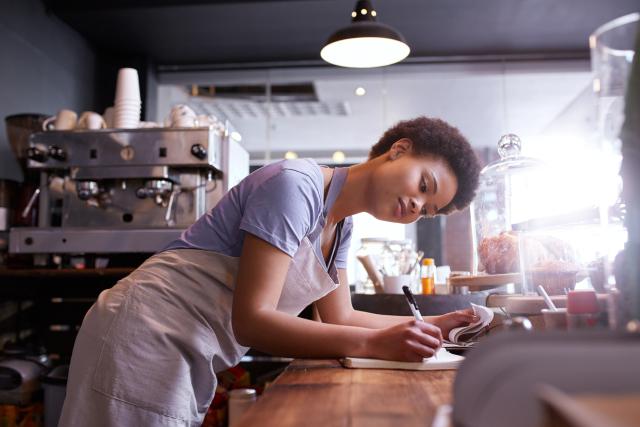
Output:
[44, 1, 637, 161]
[48, 0, 639, 67]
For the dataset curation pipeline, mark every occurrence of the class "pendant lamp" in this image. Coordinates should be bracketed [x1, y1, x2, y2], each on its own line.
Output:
[320, 0, 410, 68]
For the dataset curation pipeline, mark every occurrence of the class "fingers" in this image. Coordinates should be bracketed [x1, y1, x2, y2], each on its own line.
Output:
[459, 313, 479, 323]
[405, 340, 439, 360]
[407, 320, 442, 348]
[455, 309, 479, 323]
[412, 320, 442, 341]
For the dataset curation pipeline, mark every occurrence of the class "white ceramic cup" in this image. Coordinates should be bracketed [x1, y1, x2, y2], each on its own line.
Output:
[383, 274, 414, 294]
[169, 104, 197, 127]
[542, 308, 568, 330]
[138, 121, 162, 128]
[114, 68, 141, 102]
[43, 109, 77, 130]
[196, 114, 221, 127]
[77, 111, 106, 130]
[103, 106, 115, 128]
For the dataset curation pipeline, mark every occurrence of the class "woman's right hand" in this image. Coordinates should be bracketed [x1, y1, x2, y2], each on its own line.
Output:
[366, 320, 443, 361]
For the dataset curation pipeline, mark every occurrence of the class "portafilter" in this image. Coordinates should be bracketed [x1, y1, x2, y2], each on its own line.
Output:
[4, 113, 49, 173]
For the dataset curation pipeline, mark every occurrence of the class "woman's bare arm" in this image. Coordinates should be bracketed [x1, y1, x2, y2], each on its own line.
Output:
[315, 269, 477, 338]
[231, 233, 442, 361]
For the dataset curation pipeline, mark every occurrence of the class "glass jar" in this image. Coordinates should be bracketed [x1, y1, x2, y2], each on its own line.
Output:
[470, 134, 546, 283]
[591, 13, 639, 150]
[590, 13, 637, 322]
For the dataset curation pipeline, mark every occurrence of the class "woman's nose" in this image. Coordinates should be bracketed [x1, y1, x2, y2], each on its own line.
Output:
[409, 198, 418, 213]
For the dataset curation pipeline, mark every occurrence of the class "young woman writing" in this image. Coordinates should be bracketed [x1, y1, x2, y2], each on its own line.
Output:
[60, 116, 482, 426]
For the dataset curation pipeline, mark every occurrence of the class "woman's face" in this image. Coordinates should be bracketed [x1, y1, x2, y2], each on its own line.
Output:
[369, 139, 458, 224]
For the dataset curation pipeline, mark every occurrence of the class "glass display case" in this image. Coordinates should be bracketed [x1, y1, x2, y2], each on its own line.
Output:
[471, 131, 626, 296]
[470, 134, 546, 281]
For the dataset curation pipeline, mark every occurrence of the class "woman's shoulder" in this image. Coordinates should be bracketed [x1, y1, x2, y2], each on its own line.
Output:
[276, 158, 323, 181]
[249, 158, 323, 192]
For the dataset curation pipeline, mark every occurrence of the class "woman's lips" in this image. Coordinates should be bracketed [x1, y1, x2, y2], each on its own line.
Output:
[396, 198, 406, 218]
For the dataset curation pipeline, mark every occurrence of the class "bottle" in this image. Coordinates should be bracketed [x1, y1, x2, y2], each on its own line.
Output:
[421, 258, 436, 295]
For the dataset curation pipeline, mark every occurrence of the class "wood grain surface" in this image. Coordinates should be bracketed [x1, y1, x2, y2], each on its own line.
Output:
[236, 358, 455, 427]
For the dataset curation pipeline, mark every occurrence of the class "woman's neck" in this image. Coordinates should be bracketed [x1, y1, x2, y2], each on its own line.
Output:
[325, 155, 386, 225]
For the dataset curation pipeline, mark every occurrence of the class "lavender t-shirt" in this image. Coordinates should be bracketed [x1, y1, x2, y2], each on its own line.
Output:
[163, 158, 353, 270]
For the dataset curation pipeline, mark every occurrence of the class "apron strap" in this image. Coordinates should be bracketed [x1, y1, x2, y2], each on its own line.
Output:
[326, 219, 344, 270]
[309, 165, 348, 269]
[323, 167, 348, 217]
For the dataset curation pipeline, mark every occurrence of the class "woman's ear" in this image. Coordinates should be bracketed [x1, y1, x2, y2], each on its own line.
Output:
[388, 138, 413, 160]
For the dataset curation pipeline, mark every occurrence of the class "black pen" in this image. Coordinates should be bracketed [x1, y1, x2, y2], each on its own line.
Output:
[402, 285, 438, 359]
[402, 285, 424, 321]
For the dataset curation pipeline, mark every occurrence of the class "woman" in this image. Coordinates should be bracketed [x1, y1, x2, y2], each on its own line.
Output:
[59, 116, 481, 426]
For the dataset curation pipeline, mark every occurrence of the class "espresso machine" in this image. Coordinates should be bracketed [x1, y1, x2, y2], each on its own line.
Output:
[8, 125, 248, 263]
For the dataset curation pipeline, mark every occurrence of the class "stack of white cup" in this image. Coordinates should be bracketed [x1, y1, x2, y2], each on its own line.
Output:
[113, 68, 141, 129]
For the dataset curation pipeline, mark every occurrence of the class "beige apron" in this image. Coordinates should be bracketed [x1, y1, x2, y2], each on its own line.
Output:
[59, 169, 346, 427]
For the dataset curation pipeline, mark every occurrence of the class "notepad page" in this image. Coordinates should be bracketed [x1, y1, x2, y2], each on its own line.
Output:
[448, 303, 494, 344]
[340, 348, 464, 371]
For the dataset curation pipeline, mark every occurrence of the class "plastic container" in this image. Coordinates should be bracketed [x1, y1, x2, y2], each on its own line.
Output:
[42, 365, 68, 427]
[421, 258, 435, 295]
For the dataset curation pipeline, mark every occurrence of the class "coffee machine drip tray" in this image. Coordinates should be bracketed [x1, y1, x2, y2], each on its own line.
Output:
[9, 228, 182, 254]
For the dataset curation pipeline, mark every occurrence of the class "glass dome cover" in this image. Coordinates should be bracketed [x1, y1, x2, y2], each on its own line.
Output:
[471, 134, 547, 275]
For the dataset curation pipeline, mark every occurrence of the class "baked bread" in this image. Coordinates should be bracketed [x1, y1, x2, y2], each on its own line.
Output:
[478, 232, 576, 274]
[527, 259, 579, 295]
[478, 232, 520, 274]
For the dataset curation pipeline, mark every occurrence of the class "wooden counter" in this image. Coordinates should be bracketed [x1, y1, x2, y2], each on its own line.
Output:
[237, 358, 455, 427]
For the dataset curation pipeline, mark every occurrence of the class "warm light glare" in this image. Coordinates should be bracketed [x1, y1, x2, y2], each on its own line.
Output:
[320, 37, 410, 68]
[284, 151, 298, 160]
[496, 133, 627, 284]
[361, 8, 367, 14]
[371, 10, 377, 17]
[351, 11, 356, 18]
[332, 151, 346, 163]
[355, 87, 366, 96]
[593, 78, 601, 93]
[230, 131, 242, 142]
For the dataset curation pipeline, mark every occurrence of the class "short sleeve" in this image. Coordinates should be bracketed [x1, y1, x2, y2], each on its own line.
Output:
[334, 216, 353, 269]
[239, 169, 323, 257]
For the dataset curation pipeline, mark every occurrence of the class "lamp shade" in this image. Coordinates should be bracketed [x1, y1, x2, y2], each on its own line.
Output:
[320, 0, 410, 68]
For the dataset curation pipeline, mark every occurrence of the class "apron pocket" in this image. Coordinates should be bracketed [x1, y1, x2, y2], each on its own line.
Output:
[92, 283, 217, 421]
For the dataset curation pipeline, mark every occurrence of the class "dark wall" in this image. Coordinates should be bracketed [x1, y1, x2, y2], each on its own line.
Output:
[0, 0, 96, 182]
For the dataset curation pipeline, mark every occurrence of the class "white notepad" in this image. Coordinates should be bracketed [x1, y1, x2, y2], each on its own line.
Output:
[340, 348, 464, 371]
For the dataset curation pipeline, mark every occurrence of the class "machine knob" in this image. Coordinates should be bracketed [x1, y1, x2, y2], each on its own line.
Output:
[48, 145, 67, 161]
[190, 144, 207, 160]
[77, 189, 93, 201]
[27, 147, 48, 162]
[76, 181, 99, 201]
[135, 187, 149, 199]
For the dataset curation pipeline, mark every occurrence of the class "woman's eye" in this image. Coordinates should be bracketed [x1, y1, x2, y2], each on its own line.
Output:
[420, 178, 428, 193]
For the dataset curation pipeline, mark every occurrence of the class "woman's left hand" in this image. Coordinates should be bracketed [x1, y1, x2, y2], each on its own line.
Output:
[432, 308, 478, 341]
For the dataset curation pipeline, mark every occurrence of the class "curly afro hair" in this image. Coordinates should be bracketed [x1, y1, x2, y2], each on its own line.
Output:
[369, 116, 481, 214]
